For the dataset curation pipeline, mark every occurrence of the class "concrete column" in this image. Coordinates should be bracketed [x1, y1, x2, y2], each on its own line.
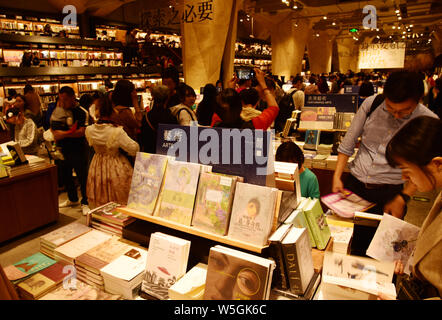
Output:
[181, 0, 238, 90]
[336, 37, 360, 73]
[432, 28, 442, 58]
[307, 31, 333, 74]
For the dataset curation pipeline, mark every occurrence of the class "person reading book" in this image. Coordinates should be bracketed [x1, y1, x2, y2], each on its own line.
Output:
[380, 116, 442, 300]
[332, 71, 438, 218]
[276, 141, 320, 199]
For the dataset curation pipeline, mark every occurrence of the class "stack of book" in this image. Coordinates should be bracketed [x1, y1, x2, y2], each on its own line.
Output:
[101, 246, 148, 299]
[88, 202, 136, 237]
[141, 232, 191, 300]
[168, 263, 208, 300]
[312, 154, 328, 169]
[75, 236, 138, 290]
[271, 272, 321, 300]
[39, 279, 121, 300]
[40, 222, 92, 259]
[284, 198, 315, 248]
[53, 229, 112, 265]
[316, 144, 333, 156]
[326, 216, 354, 254]
[333, 113, 354, 130]
[274, 161, 301, 199]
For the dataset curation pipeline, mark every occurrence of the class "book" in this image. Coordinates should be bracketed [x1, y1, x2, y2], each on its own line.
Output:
[281, 227, 315, 295]
[274, 190, 300, 227]
[304, 130, 321, 151]
[192, 172, 237, 235]
[326, 217, 354, 254]
[300, 107, 335, 130]
[156, 159, 202, 225]
[54, 229, 112, 265]
[17, 273, 57, 300]
[227, 182, 278, 247]
[6, 142, 28, 164]
[127, 153, 168, 216]
[321, 251, 396, 300]
[303, 198, 331, 250]
[366, 214, 420, 275]
[100, 246, 148, 300]
[331, 131, 346, 155]
[321, 189, 375, 218]
[40, 222, 92, 256]
[204, 245, 276, 300]
[39, 280, 121, 300]
[89, 202, 135, 227]
[271, 271, 321, 300]
[284, 198, 316, 248]
[274, 161, 301, 204]
[142, 232, 191, 300]
[168, 263, 208, 300]
[4, 252, 57, 283]
[268, 223, 292, 290]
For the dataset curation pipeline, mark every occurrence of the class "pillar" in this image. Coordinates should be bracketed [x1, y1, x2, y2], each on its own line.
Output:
[222, 0, 239, 89]
[432, 28, 442, 58]
[181, 0, 238, 91]
[336, 37, 360, 73]
[307, 31, 333, 74]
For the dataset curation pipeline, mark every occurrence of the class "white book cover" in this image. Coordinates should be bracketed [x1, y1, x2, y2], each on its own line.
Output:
[40, 222, 91, 247]
[366, 214, 420, 275]
[100, 247, 148, 282]
[54, 230, 111, 262]
[142, 232, 191, 300]
[168, 263, 208, 300]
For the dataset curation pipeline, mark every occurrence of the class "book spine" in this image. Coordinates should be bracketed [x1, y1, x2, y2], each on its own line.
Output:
[304, 210, 323, 249]
[281, 242, 303, 295]
[268, 241, 289, 290]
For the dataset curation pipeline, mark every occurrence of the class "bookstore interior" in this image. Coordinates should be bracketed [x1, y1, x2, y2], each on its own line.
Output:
[0, 0, 442, 304]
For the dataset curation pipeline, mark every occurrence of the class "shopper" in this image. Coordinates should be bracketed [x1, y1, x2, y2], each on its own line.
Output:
[304, 77, 320, 95]
[110, 79, 142, 141]
[139, 85, 170, 153]
[236, 78, 252, 93]
[196, 83, 217, 126]
[162, 66, 181, 109]
[239, 88, 262, 122]
[332, 71, 439, 218]
[53, 86, 90, 215]
[169, 83, 197, 125]
[381, 116, 442, 300]
[5, 107, 39, 155]
[276, 140, 320, 198]
[358, 79, 375, 105]
[85, 94, 139, 209]
[317, 76, 329, 94]
[23, 85, 43, 127]
[212, 68, 279, 130]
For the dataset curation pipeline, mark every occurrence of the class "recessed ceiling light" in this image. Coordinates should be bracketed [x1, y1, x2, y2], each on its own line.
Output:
[398, 17, 402, 20]
[332, 22, 336, 26]
[323, 16, 327, 20]
[395, 9, 400, 13]
[393, 26, 396, 29]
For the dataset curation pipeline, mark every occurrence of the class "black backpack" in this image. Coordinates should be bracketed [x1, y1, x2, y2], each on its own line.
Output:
[366, 94, 385, 119]
[274, 90, 297, 133]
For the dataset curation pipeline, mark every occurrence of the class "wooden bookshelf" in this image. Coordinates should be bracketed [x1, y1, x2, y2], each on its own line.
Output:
[117, 207, 269, 254]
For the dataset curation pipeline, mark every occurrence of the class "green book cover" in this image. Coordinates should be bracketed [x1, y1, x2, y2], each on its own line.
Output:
[11, 252, 57, 284]
[192, 172, 237, 235]
[285, 208, 316, 248]
[127, 152, 168, 216]
[303, 199, 331, 250]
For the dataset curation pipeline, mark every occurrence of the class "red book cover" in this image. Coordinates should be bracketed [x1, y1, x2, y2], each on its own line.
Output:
[39, 262, 68, 284]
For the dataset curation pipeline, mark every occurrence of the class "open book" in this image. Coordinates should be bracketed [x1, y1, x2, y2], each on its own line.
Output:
[321, 189, 375, 218]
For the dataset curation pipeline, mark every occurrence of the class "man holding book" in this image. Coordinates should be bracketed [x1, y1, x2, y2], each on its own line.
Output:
[332, 71, 438, 218]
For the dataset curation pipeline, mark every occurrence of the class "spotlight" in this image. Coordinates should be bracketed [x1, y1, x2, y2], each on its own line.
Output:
[395, 9, 400, 13]
[332, 22, 336, 26]
[323, 16, 327, 20]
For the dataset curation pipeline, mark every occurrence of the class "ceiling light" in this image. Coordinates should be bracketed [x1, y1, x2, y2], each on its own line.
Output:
[323, 16, 327, 20]
[376, 35, 380, 39]
[409, 24, 413, 27]
[398, 17, 402, 20]
[332, 22, 336, 26]
[395, 9, 400, 13]
[392, 26, 396, 29]
[402, 36, 405, 39]
[240, 19, 243, 22]
[398, 26, 401, 29]
[376, 28, 379, 31]
[417, 41, 419, 43]
[403, 31, 406, 34]
[420, 33, 423, 36]
[316, 33, 320, 37]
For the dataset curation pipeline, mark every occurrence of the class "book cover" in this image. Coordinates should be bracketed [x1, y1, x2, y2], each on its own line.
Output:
[156, 160, 201, 226]
[304, 130, 321, 151]
[326, 217, 354, 254]
[142, 233, 191, 300]
[284, 198, 316, 248]
[90, 202, 135, 226]
[17, 273, 56, 299]
[276, 191, 300, 225]
[321, 189, 375, 218]
[40, 222, 91, 248]
[168, 263, 208, 300]
[127, 152, 168, 216]
[331, 131, 346, 155]
[192, 172, 237, 235]
[39, 280, 121, 300]
[39, 262, 68, 284]
[204, 245, 275, 300]
[268, 223, 292, 290]
[228, 182, 278, 247]
[366, 214, 420, 275]
[303, 199, 331, 250]
[281, 227, 315, 295]
[6, 252, 57, 282]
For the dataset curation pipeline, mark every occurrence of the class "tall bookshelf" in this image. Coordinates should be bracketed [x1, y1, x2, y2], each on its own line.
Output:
[235, 39, 272, 72]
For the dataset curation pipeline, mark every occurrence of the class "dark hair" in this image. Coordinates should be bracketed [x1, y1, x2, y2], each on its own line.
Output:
[177, 83, 196, 103]
[79, 94, 93, 109]
[24, 84, 34, 95]
[359, 81, 374, 97]
[104, 79, 113, 89]
[386, 116, 442, 187]
[238, 78, 251, 86]
[435, 78, 442, 92]
[215, 88, 242, 123]
[293, 76, 303, 85]
[239, 88, 259, 106]
[112, 79, 135, 107]
[384, 71, 424, 103]
[265, 77, 276, 91]
[15, 94, 28, 110]
[247, 198, 261, 217]
[196, 83, 217, 126]
[59, 86, 76, 97]
[7, 89, 17, 99]
[161, 66, 180, 86]
[97, 94, 114, 119]
[276, 141, 305, 167]
[318, 76, 329, 93]
[216, 80, 223, 87]
[309, 77, 316, 85]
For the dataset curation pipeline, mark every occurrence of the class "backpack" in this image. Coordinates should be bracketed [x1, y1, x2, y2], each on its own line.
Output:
[274, 90, 297, 133]
[366, 94, 385, 119]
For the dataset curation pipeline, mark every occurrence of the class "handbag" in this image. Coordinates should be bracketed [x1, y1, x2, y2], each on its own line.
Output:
[396, 273, 440, 300]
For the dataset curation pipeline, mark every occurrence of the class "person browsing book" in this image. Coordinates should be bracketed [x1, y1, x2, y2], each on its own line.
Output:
[276, 141, 320, 199]
[380, 116, 442, 299]
[332, 71, 438, 218]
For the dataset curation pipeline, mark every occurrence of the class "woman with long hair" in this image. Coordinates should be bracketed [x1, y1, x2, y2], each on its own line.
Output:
[196, 83, 217, 126]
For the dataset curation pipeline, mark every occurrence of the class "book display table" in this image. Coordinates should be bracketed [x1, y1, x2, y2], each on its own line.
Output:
[0, 162, 59, 243]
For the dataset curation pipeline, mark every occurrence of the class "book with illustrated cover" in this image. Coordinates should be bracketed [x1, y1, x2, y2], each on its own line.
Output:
[156, 160, 202, 226]
[304, 130, 321, 151]
[284, 198, 316, 248]
[17, 273, 56, 300]
[4, 252, 57, 283]
[142, 232, 191, 300]
[127, 153, 168, 216]
[204, 245, 276, 300]
[192, 172, 237, 235]
[39, 280, 121, 300]
[268, 223, 292, 290]
[331, 131, 346, 155]
[89, 202, 135, 227]
[366, 214, 420, 275]
[321, 189, 375, 218]
[326, 216, 354, 254]
[303, 198, 331, 250]
[227, 182, 278, 247]
[40, 222, 92, 251]
[168, 263, 208, 300]
[281, 227, 314, 295]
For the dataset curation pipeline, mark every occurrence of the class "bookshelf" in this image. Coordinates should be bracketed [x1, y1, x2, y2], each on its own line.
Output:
[235, 40, 272, 72]
[117, 207, 269, 254]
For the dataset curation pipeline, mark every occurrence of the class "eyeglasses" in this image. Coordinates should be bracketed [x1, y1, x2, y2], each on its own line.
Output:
[383, 103, 413, 119]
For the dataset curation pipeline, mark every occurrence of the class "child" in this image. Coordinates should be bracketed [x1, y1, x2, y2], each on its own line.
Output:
[276, 140, 320, 199]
